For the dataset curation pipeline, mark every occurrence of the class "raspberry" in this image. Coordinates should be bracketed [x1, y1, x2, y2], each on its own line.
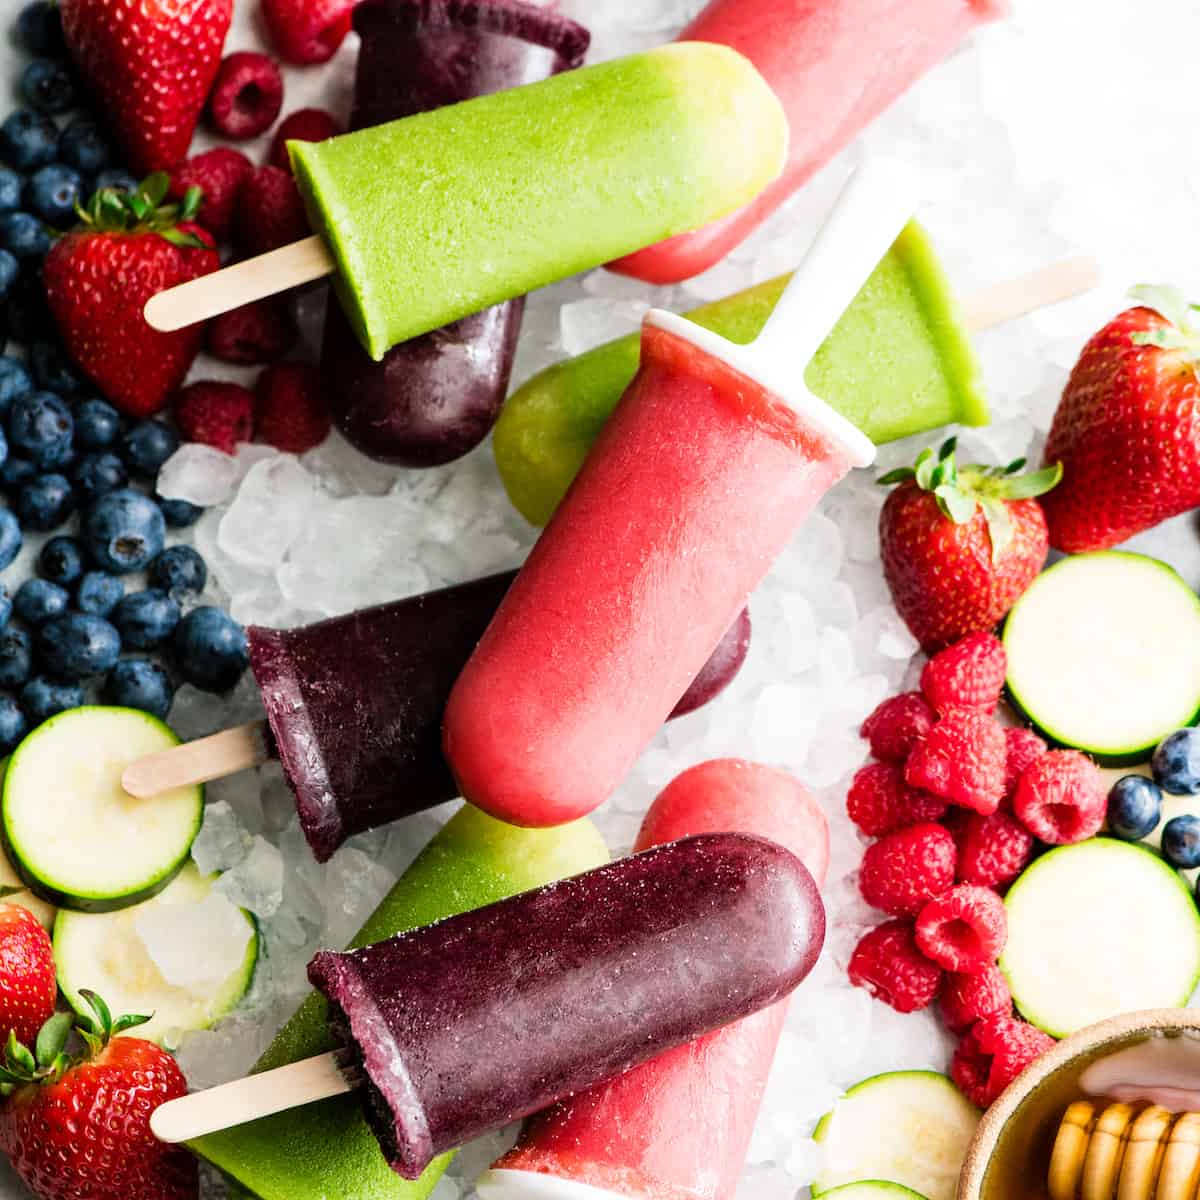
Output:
[255, 363, 330, 453]
[906, 710, 1007, 815]
[263, 0, 354, 64]
[860, 822, 957, 917]
[207, 298, 296, 364]
[921, 632, 1007, 715]
[848, 919, 943, 1013]
[1004, 727, 1048, 797]
[940, 966, 1012, 1034]
[860, 691, 935, 763]
[236, 165, 310, 256]
[1013, 749, 1105, 845]
[951, 1014, 1055, 1108]
[956, 808, 1034, 889]
[847, 762, 947, 837]
[208, 52, 285, 141]
[173, 381, 255, 454]
[169, 148, 253, 241]
[269, 108, 341, 170]
[915, 884, 1007, 973]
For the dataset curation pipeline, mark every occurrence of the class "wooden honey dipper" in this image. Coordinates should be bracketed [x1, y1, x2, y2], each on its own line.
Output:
[1049, 1100, 1200, 1200]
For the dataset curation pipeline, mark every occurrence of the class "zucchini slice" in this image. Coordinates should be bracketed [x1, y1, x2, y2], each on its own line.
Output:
[1003, 552, 1200, 765]
[811, 1070, 978, 1200]
[822, 1187, 928, 1200]
[54, 861, 257, 1048]
[1001, 838, 1200, 1038]
[3, 707, 204, 911]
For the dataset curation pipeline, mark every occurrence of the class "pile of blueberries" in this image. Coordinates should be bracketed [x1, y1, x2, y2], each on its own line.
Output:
[0, 2, 249, 751]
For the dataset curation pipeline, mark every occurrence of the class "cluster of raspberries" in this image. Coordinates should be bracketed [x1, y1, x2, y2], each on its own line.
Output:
[845, 632, 1106, 1107]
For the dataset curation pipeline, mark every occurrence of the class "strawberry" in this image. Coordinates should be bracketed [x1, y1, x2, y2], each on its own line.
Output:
[879, 438, 1061, 652]
[1042, 286, 1200, 552]
[0, 992, 197, 1200]
[61, 0, 231, 175]
[0, 903, 56, 1049]
[44, 175, 219, 418]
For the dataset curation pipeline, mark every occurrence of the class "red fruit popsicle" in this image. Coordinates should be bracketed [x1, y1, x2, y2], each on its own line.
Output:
[444, 163, 906, 828]
[482, 759, 829, 1200]
[319, 0, 590, 467]
[610, 0, 1005, 285]
[307, 832, 824, 1179]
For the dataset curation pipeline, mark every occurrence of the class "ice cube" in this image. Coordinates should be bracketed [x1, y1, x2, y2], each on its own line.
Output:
[220, 455, 316, 570]
[559, 297, 649, 356]
[157, 445, 240, 508]
[214, 836, 285, 918]
[135, 889, 253, 989]
[191, 801, 252, 875]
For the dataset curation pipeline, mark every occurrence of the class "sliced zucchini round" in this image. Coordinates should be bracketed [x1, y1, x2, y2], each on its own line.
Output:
[822, 1186, 928, 1200]
[3, 707, 204, 912]
[1003, 552, 1200, 765]
[1001, 838, 1200, 1038]
[811, 1070, 978, 1200]
[54, 862, 257, 1048]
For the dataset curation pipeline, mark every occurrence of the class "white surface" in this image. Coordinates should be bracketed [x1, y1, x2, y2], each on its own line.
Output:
[1, 0, 1200, 1197]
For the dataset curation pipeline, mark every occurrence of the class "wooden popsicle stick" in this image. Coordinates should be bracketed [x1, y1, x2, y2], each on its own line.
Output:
[962, 255, 1101, 333]
[150, 1052, 350, 1143]
[143, 235, 335, 332]
[122, 721, 269, 800]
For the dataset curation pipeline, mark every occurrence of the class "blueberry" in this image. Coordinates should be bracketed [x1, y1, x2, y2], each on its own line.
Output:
[30, 343, 83, 396]
[0, 167, 20, 215]
[112, 588, 180, 650]
[1153, 729, 1200, 796]
[75, 570, 123, 618]
[58, 117, 111, 176]
[0, 358, 31, 418]
[14, 2, 65, 57]
[1106, 775, 1163, 841]
[0, 697, 27, 754]
[103, 659, 174, 720]
[13, 578, 67, 626]
[0, 423, 10, 471]
[81, 488, 165, 574]
[37, 613, 121, 681]
[120, 420, 179, 478]
[158, 496, 202, 528]
[0, 508, 21, 569]
[93, 168, 137, 195]
[0, 627, 32, 689]
[0, 211, 50, 260]
[0, 588, 11, 633]
[0, 111, 58, 172]
[37, 535, 84, 586]
[149, 545, 207, 595]
[0, 251, 18, 303]
[1163, 814, 1200, 870]
[173, 606, 248, 693]
[5, 275, 51, 342]
[20, 59, 77, 116]
[17, 473, 74, 530]
[74, 398, 121, 449]
[8, 390, 72, 467]
[0, 457, 34, 497]
[24, 164, 82, 228]
[19, 675, 82, 725]
[72, 450, 127, 503]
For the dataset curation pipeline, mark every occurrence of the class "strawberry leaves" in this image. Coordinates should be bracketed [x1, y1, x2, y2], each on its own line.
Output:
[1128, 285, 1200, 368]
[75, 172, 206, 249]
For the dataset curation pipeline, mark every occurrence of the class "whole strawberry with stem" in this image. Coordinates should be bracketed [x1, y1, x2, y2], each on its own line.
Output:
[44, 174, 219, 419]
[0, 900, 56, 1050]
[1042, 286, 1200, 552]
[878, 438, 1061, 651]
[0, 991, 197, 1200]
[61, 0, 232, 174]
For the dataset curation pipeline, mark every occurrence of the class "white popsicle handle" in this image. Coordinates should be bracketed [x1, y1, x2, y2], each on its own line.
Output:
[122, 721, 268, 799]
[150, 1052, 351, 1144]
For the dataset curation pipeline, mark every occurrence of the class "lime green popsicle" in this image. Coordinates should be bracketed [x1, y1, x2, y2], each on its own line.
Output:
[289, 42, 788, 360]
[495, 220, 989, 527]
[191, 805, 608, 1200]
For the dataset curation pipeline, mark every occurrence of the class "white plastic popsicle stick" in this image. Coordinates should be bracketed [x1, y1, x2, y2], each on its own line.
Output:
[646, 158, 918, 470]
[121, 721, 269, 800]
[143, 235, 335, 333]
[962, 255, 1101, 333]
[150, 1051, 350, 1144]
[476, 1170, 627, 1200]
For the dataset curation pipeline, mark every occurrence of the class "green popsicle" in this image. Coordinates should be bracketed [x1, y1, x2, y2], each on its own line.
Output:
[494, 220, 989, 528]
[191, 805, 608, 1199]
[289, 42, 788, 360]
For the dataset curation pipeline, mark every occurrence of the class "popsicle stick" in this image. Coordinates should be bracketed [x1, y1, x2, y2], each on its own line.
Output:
[122, 721, 268, 799]
[143, 235, 335, 333]
[962, 255, 1101, 333]
[150, 1052, 350, 1144]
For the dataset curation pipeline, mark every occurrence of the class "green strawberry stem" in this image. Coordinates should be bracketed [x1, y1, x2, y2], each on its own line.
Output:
[879, 436, 1062, 562]
[1129, 284, 1200, 361]
[75, 172, 206, 250]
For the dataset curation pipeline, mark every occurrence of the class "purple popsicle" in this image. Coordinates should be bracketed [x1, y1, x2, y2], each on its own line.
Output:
[319, 0, 590, 467]
[308, 832, 824, 1179]
[250, 574, 750, 862]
